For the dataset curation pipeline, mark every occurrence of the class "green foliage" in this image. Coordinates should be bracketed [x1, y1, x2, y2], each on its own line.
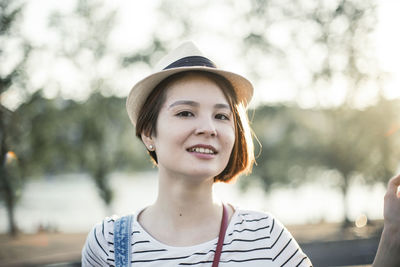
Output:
[251, 105, 304, 189]
[5, 90, 153, 209]
[10, 91, 152, 175]
[249, 99, 400, 221]
[251, 100, 400, 187]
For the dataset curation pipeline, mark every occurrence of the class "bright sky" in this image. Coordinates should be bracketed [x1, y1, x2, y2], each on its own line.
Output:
[1, 0, 399, 109]
[375, 0, 400, 100]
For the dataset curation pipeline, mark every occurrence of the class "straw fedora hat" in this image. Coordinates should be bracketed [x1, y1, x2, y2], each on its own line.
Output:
[126, 41, 254, 126]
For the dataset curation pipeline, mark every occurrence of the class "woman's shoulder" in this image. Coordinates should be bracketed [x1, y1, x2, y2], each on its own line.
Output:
[231, 207, 292, 236]
[232, 207, 278, 226]
[229, 207, 312, 266]
[92, 214, 120, 238]
[81, 214, 125, 266]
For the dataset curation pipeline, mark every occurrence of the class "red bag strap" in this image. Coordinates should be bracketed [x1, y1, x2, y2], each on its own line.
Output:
[212, 203, 229, 267]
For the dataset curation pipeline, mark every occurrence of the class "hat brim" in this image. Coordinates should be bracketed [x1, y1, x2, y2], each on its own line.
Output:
[126, 66, 253, 126]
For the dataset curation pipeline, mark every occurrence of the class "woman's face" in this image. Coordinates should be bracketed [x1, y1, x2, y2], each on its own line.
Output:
[150, 74, 235, 181]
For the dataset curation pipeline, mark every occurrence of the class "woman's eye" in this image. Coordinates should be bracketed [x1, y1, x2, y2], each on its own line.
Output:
[216, 114, 230, 120]
[176, 111, 194, 117]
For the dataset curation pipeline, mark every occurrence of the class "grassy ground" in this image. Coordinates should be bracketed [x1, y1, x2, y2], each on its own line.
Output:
[0, 220, 383, 267]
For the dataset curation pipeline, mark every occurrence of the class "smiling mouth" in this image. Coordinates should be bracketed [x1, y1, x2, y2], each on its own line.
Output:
[187, 147, 217, 154]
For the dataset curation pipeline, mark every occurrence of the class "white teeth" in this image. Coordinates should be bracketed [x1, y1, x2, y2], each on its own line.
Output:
[190, 147, 215, 154]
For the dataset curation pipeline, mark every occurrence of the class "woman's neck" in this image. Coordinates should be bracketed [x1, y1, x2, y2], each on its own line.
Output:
[138, 172, 234, 246]
[137, 171, 224, 246]
[153, 171, 220, 229]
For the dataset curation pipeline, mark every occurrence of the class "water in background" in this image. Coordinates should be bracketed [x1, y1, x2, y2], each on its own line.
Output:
[0, 172, 386, 233]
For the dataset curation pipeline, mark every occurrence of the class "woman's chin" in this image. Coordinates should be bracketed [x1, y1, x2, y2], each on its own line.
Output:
[183, 169, 224, 181]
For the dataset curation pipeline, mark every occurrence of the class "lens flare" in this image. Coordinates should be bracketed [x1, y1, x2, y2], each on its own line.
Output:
[385, 123, 400, 137]
[355, 214, 368, 228]
[5, 151, 17, 164]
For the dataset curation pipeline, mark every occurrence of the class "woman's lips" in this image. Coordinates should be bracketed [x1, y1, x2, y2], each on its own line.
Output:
[186, 144, 218, 159]
[186, 144, 218, 154]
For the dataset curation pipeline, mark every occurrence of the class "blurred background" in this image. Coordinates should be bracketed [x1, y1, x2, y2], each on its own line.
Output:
[1, 0, 399, 266]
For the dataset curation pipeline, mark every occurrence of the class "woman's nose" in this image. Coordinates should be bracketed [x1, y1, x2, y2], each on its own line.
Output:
[194, 116, 217, 137]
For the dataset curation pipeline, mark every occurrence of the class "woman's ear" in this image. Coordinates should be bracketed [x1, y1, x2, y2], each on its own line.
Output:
[141, 132, 155, 151]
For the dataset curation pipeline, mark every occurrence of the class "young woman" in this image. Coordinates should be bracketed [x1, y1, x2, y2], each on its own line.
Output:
[82, 42, 400, 267]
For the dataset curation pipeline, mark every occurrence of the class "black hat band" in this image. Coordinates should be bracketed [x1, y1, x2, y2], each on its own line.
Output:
[163, 56, 217, 70]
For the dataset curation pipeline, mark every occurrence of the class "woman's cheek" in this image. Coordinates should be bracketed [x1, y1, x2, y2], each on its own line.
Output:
[224, 131, 235, 153]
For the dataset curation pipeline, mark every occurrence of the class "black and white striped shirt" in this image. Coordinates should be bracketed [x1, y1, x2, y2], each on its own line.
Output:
[82, 208, 312, 266]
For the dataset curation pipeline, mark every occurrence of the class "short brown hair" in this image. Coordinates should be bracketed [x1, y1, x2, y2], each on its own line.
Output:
[135, 71, 254, 183]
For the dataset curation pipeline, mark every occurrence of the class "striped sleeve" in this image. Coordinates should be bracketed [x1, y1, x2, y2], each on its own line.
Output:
[267, 216, 312, 267]
[82, 217, 116, 267]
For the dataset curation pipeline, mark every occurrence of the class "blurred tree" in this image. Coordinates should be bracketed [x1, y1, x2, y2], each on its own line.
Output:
[309, 100, 400, 224]
[12, 91, 82, 176]
[250, 105, 305, 189]
[0, 105, 22, 236]
[47, 0, 123, 208]
[250, 100, 400, 223]
[235, 0, 397, 224]
[241, 0, 380, 106]
[359, 98, 400, 182]
[78, 93, 150, 211]
[250, 104, 324, 191]
[0, 0, 30, 236]
[13, 91, 150, 210]
[45, 0, 176, 210]
[2, 0, 166, 227]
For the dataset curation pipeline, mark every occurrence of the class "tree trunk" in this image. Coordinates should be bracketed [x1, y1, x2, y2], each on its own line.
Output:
[0, 165, 19, 236]
[1, 108, 18, 236]
[5, 184, 18, 236]
[341, 175, 352, 228]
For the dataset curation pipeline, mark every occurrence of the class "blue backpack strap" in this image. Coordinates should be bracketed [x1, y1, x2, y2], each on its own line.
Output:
[114, 215, 134, 267]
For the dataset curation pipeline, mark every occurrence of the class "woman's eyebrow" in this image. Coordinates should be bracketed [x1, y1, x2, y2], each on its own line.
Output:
[168, 100, 199, 109]
[214, 103, 231, 110]
[168, 101, 230, 110]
